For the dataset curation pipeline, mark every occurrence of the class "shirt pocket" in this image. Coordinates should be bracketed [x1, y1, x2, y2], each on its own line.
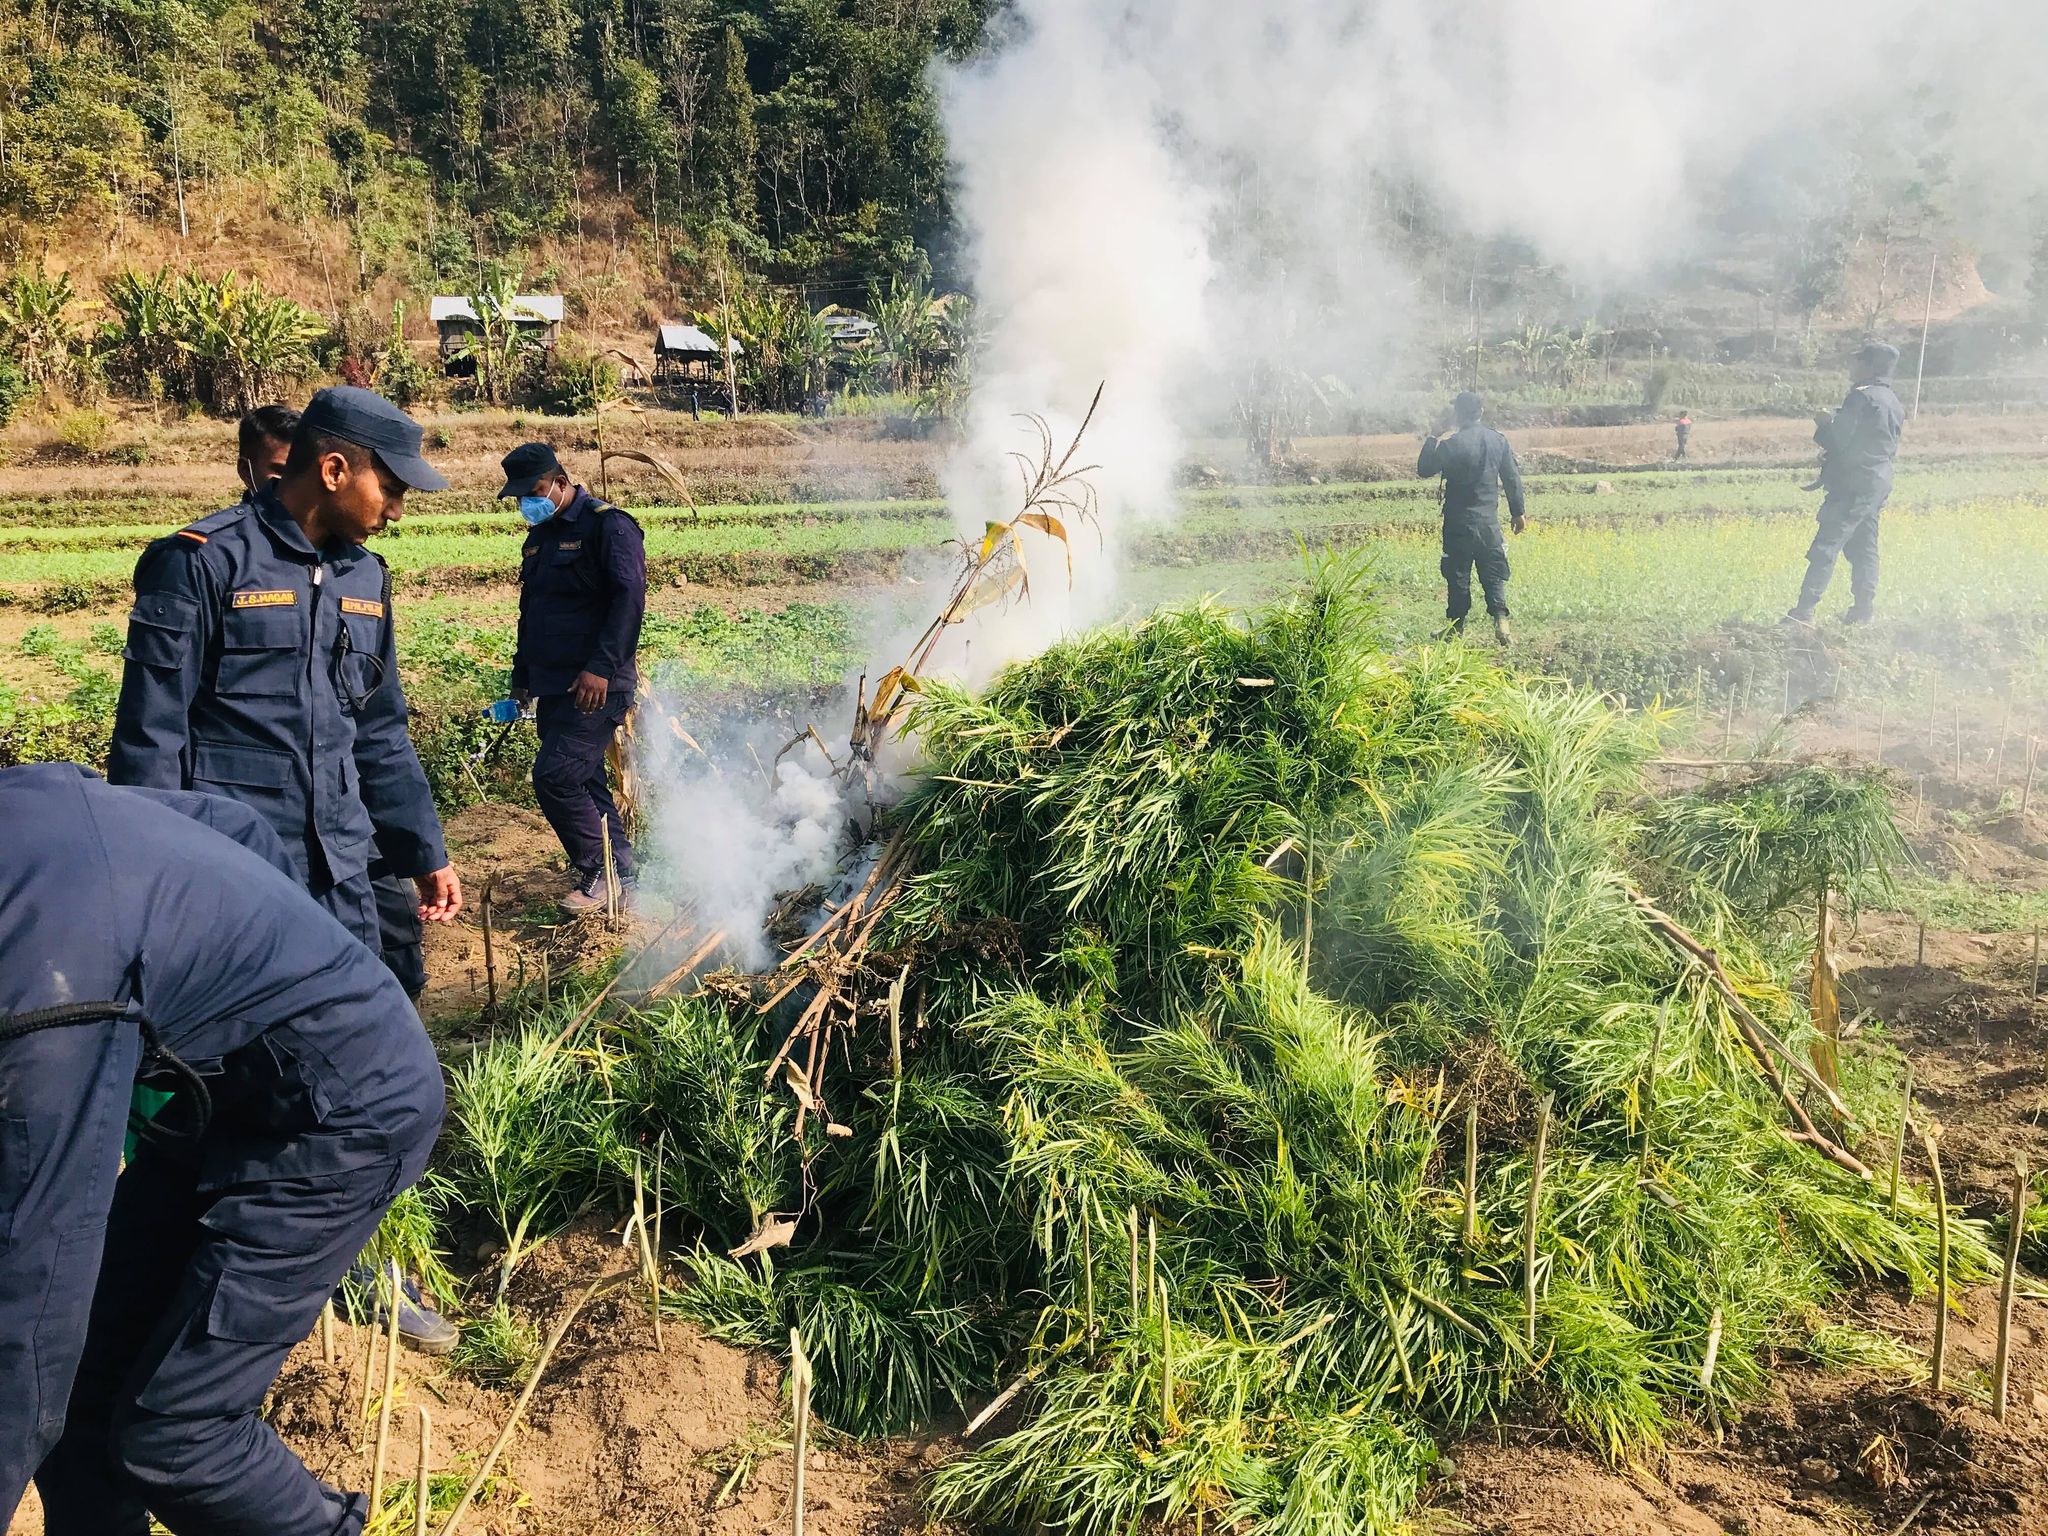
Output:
[123, 593, 198, 670]
[191, 738, 299, 795]
[216, 606, 303, 697]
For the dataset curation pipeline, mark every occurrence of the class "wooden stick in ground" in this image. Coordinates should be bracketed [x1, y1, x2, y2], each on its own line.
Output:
[1916, 920, 1926, 968]
[1920, 1122, 1950, 1395]
[789, 1327, 813, 1536]
[2021, 737, 2039, 823]
[480, 875, 498, 1022]
[1701, 1306, 1725, 1390]
[319, 1299, 335, 1366]
[633, 1153, 663, 1351]
[1128, 1206, 1140, 1314]
[1995, 1155, 2029, 1422]
[1888, 1065, 1913, 1216]
[651, 1141, 666, 1352]
[1915, 774, 1925, 833]
[1876, 697, 1889, 764]
[439, 1272, 624, 1536]
[1524, 1092, 1554, 1352]
[370, 1259, 403, 1513]
[356, 1292, 381, 1445]
[2031, 927, 2042, 1008]
[413, 1406, 433, 1536]
[1462, 1101, 1480, 1251]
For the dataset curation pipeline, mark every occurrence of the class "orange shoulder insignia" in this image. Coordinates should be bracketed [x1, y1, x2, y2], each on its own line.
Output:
[175, 529, 209, 543]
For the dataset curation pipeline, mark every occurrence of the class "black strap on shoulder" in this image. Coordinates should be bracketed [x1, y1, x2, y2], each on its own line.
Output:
[0, 1001, 213, 1141]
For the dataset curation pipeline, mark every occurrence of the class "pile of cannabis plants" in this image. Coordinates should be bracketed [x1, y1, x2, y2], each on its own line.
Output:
[437, 566, 1982, 1535]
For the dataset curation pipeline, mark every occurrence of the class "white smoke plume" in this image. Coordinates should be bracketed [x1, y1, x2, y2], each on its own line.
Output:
[932, 0, 2044, 637]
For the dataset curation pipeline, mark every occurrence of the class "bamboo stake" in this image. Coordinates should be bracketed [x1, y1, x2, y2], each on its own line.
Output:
[319, 1299, 336, 1366]
[1876, 696, 1888, 763]
[1888, 1066, 1913, 1217]
[1157, 1282, 1175, 1427]
[1639, 1000, 1669, 1177]
[1701, 1307, 1725, 1390]
[2031, 928, 2042, 1008]
[370, 1260, 403, 1514]
[2021, 737, 2039, 823]
[1914, 775, 1925, 833]
[651, 1141, 665, 1352]
[1926, 678, 1937, 749]
[413, 1407, 433, 1536]
[480, 875, 498, 1023]
[1920, 1122, 1950, 1395]
[1462, 1102, 1480, 1251]
[1146, 1217, 1157, 1313]
[1694, 666, 1704, 725]
[1953, 704, 1963, 785]
[357, 1289, 382, 1445]
[1916, 921, 1926, 968]
[1128, 1207, 1141, 1315]
[1524, 1093, 1554, 1351]
[633, 1154, 663, 1351]
[789, 1327, 812, 1536]
[1996, 685, 2015, 787]
[1994, 1156, 2028, 1422]
[1722, 691, 1735, 756]
[438, 1272, 621, 1536]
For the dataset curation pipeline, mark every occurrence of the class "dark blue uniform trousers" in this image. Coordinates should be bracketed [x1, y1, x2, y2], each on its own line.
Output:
[1442, 519, 1511, 621]
[1796, 484, 1887, 616]
[533, 692, 634, 878]
[369, 868, 426, 1000]
[0, 1019, 139, 1524]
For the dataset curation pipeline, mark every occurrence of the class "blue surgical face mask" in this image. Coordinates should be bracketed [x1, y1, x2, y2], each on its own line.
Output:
[517, 495, 555, 526]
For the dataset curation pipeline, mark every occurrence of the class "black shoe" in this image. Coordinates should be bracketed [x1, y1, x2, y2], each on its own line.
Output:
[559, 868, 634, 915]
[1843, 606, 1874, 625]
[1780, 609, 1817, 629]
[341, 1264, 460, 1355]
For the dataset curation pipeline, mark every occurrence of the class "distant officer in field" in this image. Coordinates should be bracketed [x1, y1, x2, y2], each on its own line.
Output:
[1419, 390, 1527, 645]
[500, 442, 647, 913]
[1783, 341, 1905, 626]
[1674, 411, 1692, 460]
[231, 404, 427, 1000]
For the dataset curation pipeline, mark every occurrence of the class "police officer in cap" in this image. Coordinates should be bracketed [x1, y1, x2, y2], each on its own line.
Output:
[1784, 340, 1905, 626]
[109, 385, 463, 955]
[1, 763, 443, 1534]
[1419, 389, 1527, 646]
[501, 442, 647, 913]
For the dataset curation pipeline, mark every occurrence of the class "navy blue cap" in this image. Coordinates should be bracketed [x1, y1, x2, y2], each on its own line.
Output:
[498, 442, 564, 499]
[298, 386, 448, 492]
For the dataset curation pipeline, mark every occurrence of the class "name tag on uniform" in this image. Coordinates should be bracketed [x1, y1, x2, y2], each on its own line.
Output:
[340, 597, 385, 617]
[232, 589, 297, 609]
[557, 540, 583, 552]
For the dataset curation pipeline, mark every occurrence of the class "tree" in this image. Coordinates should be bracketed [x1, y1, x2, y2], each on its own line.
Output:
[700, 25, 758, 226]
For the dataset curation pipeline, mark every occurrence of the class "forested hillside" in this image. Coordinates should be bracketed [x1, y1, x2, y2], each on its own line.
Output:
[0, 0, 995, 294]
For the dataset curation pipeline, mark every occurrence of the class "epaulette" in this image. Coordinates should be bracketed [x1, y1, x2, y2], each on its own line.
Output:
[166, 501, 256, 546]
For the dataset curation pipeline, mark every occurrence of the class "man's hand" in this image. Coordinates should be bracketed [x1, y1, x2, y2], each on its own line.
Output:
[416, 866, 463, 923]
[572, 671, 608, 713]
[1511, 514, 1527, 535]
[511, 687, 532, 709]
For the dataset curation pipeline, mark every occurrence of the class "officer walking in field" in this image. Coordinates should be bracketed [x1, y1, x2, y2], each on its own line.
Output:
[2, 763, 443, 1535]
[230, 403, 429, 999]
[500, 442, 647, 913]
[109, 386, 463, 950]
[1783, 340, 1905, 626]
[1419, 390, 1527, 645]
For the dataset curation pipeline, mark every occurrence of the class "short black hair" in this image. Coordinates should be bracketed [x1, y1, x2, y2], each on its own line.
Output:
[282, 427, 373, 480]
[239, 404, 301, 460]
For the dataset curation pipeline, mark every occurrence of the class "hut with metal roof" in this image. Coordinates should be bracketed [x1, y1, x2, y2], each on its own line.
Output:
[652, 322, 742, 388]
[430, 294, 565, 374]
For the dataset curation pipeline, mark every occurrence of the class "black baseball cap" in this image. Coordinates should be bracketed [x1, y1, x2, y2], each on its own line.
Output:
[498, 442, 564, 499]
[298, 386, 448, 492]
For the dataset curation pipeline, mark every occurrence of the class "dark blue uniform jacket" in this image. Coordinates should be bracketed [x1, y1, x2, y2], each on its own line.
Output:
[512, 487, 646, 698]
[1418, 424, 1527, 527]
[106, 487, 447, 892]
[1815, 379, 1905, 496]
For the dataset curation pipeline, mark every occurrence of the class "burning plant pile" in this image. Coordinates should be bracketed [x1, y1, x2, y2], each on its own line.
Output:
[421, 555, 1984, 1532]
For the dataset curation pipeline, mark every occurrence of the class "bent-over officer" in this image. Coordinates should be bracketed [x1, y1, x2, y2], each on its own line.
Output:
[108, 386, 463, 959]
[1419, 390, 1526, 646]
[500, 442, 647, 914]
[1784, 340, 1905, 627]
[1, 763, 443, 1534]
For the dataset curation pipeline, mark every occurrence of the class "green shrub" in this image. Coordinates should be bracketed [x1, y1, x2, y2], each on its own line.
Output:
[54, 409, 111, 455]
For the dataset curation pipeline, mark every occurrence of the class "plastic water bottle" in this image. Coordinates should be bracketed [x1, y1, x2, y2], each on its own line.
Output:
[481, 698, 524, 724]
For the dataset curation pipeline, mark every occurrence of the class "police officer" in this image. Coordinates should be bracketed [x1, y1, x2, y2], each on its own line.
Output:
[1784, 340, 1905, 627]
[1, 763, 443, 1534]
[109, 385, 463, 959]
[500, 442, 647, 913]
[231, 403, 428, 1000]
[1418, 390, 1527, 645]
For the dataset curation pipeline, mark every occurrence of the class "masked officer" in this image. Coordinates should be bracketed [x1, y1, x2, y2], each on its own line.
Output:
[109, 385, 463, 957]
[1, 763, 443, 1535]
[231, 403, 428, 1000]
[1784, 340, 1905, 627]
[500, 442, 647, 914]
[1419, 390, 1527, 645]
